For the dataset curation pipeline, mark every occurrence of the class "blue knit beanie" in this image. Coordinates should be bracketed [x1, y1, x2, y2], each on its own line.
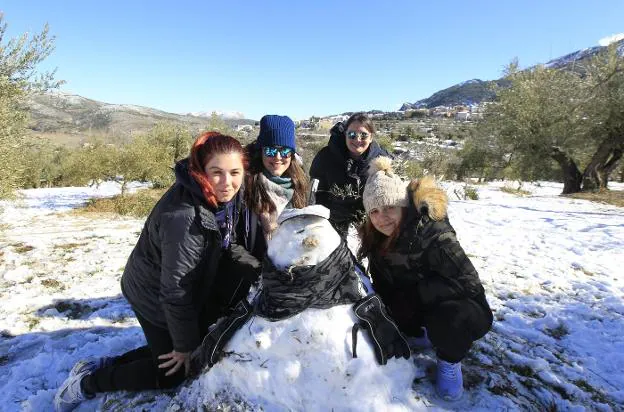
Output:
[258, 115, 296, 150]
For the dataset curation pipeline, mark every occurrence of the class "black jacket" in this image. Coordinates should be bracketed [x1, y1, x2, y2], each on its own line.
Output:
[367, 178, 488, 325]
[121, 159, 260, 352]
[310, 122, 390, 231]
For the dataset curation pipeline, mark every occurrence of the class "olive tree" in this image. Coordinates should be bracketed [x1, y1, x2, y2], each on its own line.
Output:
[0, 14, 62, 197]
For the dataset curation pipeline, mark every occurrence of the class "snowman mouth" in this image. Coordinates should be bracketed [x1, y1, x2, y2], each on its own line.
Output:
[295, 224, 324, 234]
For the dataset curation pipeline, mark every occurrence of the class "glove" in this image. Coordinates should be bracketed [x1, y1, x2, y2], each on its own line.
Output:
[351, 294, 411, 365]
[188, 299, 252, 377]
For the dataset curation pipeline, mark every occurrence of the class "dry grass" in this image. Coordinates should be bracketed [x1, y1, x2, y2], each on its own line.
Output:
[500, 186, 532, 196]
[75, 188, 166, 217]
[11, 242, 34, 253]
[53, 242, 87, 251]
[27, 131, 87, 147]
[565, 189, 624, 208]
[41, 278, 65, 290]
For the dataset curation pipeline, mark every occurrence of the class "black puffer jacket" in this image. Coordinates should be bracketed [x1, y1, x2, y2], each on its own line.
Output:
[368, 178, 489, 327]
[121, 159, 260, 352]
[310, 122, 390, 233]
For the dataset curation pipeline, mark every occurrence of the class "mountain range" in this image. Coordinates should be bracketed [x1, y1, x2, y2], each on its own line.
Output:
[25, 91, 255, 141]
[400, 38, 624, 111]
[25, 39, 624, 143]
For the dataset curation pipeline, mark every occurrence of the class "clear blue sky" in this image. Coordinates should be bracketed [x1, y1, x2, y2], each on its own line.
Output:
[2, 1, 623, 120]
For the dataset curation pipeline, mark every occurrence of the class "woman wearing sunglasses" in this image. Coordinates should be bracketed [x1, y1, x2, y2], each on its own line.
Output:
[244, 115, 308, 253]
[310, 112, 391, 237]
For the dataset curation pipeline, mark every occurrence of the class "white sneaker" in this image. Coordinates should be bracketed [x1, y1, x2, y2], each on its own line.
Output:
[69, 357, 112, 377]
[54, 360, 99, 412]
[436, 358, 463, 401]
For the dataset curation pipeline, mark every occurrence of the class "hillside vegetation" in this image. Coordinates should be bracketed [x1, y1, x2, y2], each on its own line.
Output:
[1, 14, 622, 199]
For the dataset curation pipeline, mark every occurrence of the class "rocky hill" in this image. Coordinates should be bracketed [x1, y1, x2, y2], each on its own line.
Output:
[401, 38, 624, 110]
[25, 91, 255, 140]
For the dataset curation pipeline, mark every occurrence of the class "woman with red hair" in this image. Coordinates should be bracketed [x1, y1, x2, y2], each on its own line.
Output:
[55, 132, 260, 411]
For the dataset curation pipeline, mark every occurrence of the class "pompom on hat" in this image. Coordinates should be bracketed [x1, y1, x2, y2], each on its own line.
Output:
[362, 157, 409, 213]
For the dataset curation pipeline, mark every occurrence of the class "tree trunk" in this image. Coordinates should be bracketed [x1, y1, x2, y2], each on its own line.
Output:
[550, 146, 582, 194]
[581, 135, 621, 191]
[598, 148, 623, 188]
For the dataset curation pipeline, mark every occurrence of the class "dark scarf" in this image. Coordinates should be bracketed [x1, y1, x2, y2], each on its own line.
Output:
[214, 199, 236, 249]
[255, 241, 363, 320]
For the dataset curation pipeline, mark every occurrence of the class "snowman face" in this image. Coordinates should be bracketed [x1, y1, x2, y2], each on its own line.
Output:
[268, 215, 341, 271]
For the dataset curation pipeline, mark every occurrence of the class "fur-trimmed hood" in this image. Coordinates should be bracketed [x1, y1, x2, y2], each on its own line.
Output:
[408, 176, 448, 221]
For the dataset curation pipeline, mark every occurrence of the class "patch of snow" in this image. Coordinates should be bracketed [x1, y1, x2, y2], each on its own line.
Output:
[598, 33, 624, 47]
[0, 181, 623, 410]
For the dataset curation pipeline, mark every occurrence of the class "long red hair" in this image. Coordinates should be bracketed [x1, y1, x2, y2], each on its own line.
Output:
[189, 131, 248, 208]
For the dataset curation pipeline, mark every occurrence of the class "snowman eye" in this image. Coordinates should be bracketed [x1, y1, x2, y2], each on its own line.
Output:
[295, 228, 305, 234]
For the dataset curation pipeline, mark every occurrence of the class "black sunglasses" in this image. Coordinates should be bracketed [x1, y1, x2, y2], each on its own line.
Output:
[346, 130, 370, 140]
[263, 146, 293, 158]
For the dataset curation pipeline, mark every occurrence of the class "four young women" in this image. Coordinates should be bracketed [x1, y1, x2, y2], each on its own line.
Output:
[55, 113, 491, 410]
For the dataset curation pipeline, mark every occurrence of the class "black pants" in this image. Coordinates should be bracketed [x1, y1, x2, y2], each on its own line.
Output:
[397, 293, 493, 363]
[84, 312, 188, 392]
[84, 251, 259, 393]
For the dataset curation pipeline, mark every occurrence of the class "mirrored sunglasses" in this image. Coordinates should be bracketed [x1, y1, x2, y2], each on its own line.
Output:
[263, 146, 293, 158]
[347, 130, 370, 140]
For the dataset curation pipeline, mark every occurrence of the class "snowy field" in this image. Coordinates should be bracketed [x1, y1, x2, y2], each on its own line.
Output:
[1, 181, 623, 411]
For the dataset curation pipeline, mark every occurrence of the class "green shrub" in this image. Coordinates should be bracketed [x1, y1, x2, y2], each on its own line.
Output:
[465, 185, 479, 200]
[394, 159, 423, 180]
[375, 134, 394, 153]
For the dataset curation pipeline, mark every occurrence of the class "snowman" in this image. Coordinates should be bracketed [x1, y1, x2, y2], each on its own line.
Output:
[185, 206, 421, 411]
[255, 204, 366, 320]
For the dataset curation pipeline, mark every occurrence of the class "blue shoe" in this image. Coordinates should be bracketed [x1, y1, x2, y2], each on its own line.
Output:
[408, 327, 433, 349]
[436, 358, 463, 401]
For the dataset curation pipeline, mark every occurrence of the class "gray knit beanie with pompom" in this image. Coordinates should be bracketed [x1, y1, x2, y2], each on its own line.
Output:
[362, 157, 409, 213]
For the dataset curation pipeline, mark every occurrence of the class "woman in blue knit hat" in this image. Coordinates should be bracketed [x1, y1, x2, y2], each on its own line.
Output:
[243, 115, 308, 255]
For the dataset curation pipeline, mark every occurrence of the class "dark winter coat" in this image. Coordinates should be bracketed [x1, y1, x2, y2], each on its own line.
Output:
[256, 240, 364, 320]
[121, 159, 260, 353]
[367, 178, 489, 328]
[310, 122, 390, 233]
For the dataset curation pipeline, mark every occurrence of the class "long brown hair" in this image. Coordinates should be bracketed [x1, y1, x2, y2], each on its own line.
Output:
[244, 142, 308, 215]
[189, 131, 248, 209]
[357, 207, 407, 260]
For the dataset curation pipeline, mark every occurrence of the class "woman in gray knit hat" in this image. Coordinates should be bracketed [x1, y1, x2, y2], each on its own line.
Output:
[357, 157, 493, 402]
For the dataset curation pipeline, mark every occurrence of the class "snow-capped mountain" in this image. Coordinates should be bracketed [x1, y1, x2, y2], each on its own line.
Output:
[186, 111, 247, 120]
[25, 91, 254, 141]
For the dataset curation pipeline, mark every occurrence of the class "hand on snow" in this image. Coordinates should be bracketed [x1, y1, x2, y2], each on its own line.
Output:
[352, 294, 411, 365]
[188, 299, 252, 377]
[158, 350, 190, 377]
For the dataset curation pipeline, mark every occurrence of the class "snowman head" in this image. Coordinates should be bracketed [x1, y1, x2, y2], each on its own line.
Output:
[268, 205, 341, 271]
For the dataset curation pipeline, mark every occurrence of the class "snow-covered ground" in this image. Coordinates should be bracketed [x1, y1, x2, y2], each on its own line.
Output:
[1, 181, 623, 411]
